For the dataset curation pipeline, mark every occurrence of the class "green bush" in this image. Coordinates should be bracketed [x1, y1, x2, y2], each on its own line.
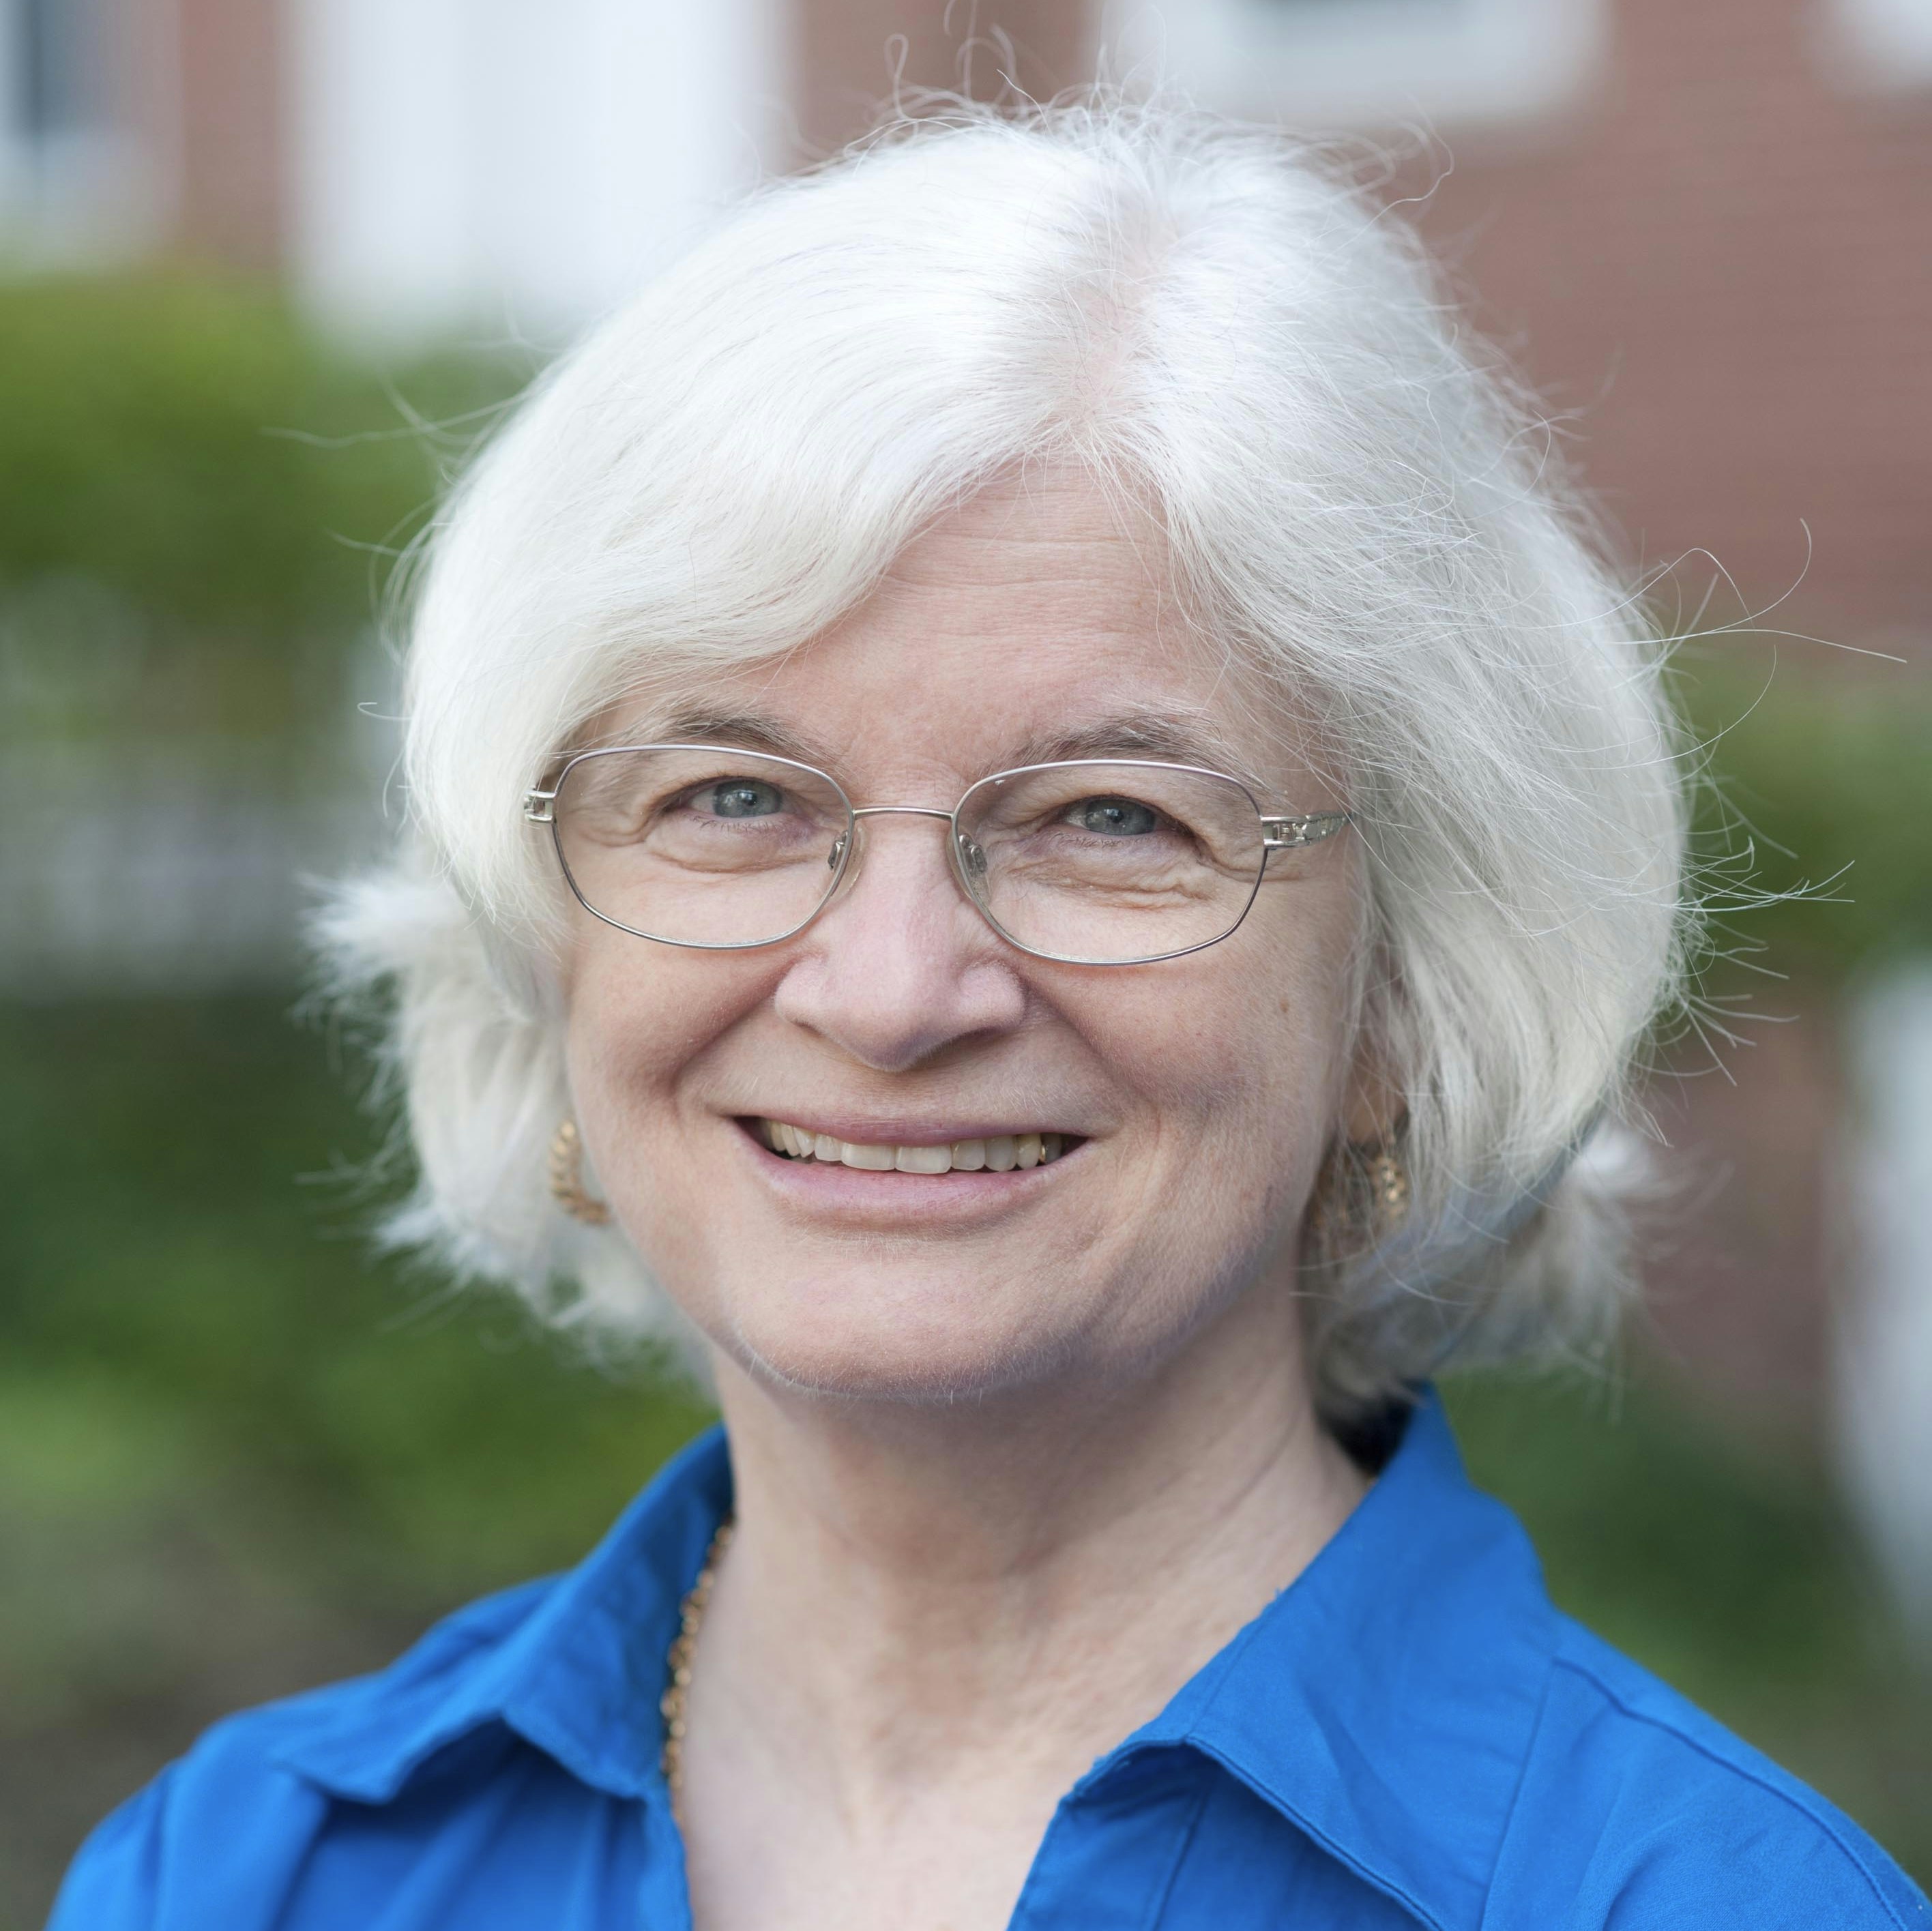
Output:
[0, 273, 523, 743]
[1673, 653, 1932, 984]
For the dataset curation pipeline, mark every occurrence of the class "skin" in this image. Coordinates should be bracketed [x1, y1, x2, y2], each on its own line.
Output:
[561, 471, 1390, 1931]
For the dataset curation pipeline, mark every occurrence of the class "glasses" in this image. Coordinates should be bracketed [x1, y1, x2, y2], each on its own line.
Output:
[523, 744, 1349, 967]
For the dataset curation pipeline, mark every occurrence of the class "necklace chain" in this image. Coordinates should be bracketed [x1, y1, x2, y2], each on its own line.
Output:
[660, 1516, 735, 1816]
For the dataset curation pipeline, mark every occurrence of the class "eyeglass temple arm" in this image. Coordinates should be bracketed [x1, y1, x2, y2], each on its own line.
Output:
[1261, 811, 1349, 853]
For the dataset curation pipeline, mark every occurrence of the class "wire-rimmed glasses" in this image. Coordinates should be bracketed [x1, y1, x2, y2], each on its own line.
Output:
[523, 744, 1349, 967]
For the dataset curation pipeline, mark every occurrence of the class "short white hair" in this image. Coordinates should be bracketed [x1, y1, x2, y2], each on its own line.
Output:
[319, 98, 1691, 1421]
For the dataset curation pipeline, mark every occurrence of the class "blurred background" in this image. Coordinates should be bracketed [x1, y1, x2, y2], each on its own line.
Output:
[1, 0, 1929, 1919]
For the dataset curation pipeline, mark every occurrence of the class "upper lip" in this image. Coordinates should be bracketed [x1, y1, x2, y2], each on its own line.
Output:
[738, 1112, 1084, 1146]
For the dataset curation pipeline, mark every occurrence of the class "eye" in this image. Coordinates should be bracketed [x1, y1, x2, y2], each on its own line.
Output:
[704, 779, 785, 819]
[1064, 796, 1160, 837]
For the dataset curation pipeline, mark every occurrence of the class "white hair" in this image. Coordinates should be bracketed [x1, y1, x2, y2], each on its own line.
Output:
[318, 98, 1691, 1421]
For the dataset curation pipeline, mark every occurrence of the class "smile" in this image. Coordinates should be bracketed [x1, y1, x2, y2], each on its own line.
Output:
[756, 1120, 1071, 1173]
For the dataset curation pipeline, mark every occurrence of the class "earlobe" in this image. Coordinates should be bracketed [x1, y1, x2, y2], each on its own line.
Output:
[1340, 1033, 1405, 1148]
[1305, 1130, 1411, 1272]
[1304, 1025, 1412, 1266]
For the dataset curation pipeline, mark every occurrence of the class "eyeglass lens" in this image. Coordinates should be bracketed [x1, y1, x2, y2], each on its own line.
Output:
[551, 747, 1268, 964]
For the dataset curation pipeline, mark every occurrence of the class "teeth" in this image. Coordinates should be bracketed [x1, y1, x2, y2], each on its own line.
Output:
[759, 1121, 1070, 1174]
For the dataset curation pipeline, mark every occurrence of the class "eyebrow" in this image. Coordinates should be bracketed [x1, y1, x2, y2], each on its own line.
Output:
[631, 707, 828, 765]
[621, 705, 1257, 786]
[1005, 712, 1250, 773]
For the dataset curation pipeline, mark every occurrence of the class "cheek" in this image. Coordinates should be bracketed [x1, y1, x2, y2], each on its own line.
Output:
[1085, 934, 1353, 1138]
[1023, 964, 1348, 1373]
[1076, 918, 1357, 1237]
[566, 947, 669, 1108]
[559, 932, 763, 1179]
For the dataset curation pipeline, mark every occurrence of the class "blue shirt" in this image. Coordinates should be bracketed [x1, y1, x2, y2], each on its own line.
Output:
[50, 1394, 1929, 1930]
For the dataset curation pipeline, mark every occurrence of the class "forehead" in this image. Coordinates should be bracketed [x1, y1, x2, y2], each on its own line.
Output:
[622, 469, 1303, 791]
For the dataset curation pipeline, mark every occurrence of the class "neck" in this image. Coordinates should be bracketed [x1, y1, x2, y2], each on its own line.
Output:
[693, 1278, 1368, 1821]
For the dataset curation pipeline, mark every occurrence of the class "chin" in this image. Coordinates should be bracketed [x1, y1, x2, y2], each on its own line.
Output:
[709, 1268, 1098, 1409]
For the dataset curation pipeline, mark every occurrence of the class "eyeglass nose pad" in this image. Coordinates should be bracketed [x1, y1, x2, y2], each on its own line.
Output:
[822, 821, 872, 911]
[955, 831, 989, 887]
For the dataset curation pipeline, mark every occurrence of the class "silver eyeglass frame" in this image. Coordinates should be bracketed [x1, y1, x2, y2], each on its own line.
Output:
[523, 743, 1351, 968]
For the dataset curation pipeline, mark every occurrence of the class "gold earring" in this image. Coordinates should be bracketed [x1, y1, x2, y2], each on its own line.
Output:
[1364, 1144, 1409, 1227]
[1308, 1136, 1409, 1264]
[548, 1117, 611, 1225]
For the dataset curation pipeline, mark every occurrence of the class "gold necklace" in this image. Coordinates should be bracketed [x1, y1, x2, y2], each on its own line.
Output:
[660, 1516, 734, 1816]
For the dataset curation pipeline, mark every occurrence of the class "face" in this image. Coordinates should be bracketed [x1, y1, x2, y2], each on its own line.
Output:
[559, 473, 1371, 1406]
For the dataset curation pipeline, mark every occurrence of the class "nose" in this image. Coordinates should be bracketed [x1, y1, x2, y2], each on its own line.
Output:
[770, 810, 1027, 1072]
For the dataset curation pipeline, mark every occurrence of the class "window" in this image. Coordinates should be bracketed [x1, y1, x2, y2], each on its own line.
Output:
[1102, 0, 1607, 130]
[16, 0, 98, 142]
[0, 0, 144, 254]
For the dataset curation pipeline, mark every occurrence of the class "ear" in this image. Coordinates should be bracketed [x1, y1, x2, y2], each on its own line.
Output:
[1339, 1020, 1405, 1148]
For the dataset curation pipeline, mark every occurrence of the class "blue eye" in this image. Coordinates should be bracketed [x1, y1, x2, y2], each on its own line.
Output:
[707, 780, 784, 819]
[1070, 797, 1159, 836]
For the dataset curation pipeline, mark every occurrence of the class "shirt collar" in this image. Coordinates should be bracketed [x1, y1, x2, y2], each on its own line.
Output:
[272, 1424, 733, 1803]
[1117, 1394, 1560, 1931]
[276, 1391, 1557, 1931]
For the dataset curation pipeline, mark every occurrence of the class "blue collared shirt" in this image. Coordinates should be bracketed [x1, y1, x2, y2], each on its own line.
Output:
[50, 1394, 1929, 1930]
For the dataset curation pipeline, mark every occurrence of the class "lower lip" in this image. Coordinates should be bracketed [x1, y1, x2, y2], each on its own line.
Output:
[732, 1120, 1082, 1220]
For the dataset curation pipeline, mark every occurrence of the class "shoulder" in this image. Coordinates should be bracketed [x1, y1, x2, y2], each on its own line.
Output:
[46, 1577, 559, 1931]
[1491, 1615, 1929, 1930]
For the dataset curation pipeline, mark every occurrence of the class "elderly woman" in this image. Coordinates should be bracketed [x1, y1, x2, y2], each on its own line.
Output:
[53, 102, 1924, 1931]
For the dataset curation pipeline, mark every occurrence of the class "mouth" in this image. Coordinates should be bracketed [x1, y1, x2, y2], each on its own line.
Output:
[747, 1118, 1078, 1175]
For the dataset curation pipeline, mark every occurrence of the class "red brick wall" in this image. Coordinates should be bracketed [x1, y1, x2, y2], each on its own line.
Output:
[1641, 1014, 1846, 1430]
[115, 0, 283, 268]
[795, 0, 1927, 645]
[171, 0, 284, 269]
[1403, 0, 1932, 651]
[793, 0, 1094, 154]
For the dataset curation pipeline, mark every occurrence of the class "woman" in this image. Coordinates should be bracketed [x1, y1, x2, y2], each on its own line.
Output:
[53, 102, 1926, 1930]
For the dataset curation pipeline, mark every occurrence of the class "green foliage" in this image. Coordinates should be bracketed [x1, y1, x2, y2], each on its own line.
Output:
[0, 273, 525, 743]
[1672, 652, 1932, 986]
[0, 277, 376, 632]
[0, 999, 710, 1608]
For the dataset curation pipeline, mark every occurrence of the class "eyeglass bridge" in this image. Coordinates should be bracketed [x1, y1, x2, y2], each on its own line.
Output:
[825, 820, 991, 878]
